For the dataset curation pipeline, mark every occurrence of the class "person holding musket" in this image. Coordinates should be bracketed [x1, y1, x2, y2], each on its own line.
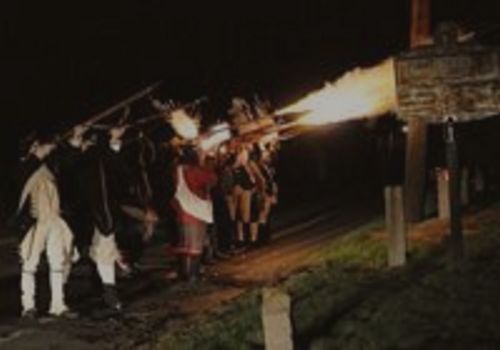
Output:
[255, 145, 278, 244]
[170, 146, 217, 281]
[60, 124, 127, 313]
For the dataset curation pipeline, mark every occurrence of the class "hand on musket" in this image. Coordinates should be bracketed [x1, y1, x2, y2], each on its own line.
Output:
[151, 98, 174, 112]
[30, 141, 56, 160]
[109, 125, 128, 141]
[67, 124, 90, 149]
[108, 126, 127, 153]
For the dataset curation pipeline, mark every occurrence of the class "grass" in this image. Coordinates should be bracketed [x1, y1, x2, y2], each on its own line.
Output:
[155, 205, 500, 350]
[309, 205, 500, 350]
[155, 220, 389, 350]
[154, 289, 263, 350]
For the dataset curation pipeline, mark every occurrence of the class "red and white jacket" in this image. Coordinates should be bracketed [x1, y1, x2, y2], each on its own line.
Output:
[172, 164, 217, 225]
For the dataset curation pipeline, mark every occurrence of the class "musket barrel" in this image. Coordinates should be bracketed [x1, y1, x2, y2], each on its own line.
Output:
[86, 81, 161, 125]
[60, 81, 161, 139]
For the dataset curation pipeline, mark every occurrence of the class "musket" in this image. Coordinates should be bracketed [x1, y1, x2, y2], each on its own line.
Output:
[136, 96, 208, 126]
[192, 115, 291, 152]
[58, 81, 162, 140]
[90, 96, 208, 131]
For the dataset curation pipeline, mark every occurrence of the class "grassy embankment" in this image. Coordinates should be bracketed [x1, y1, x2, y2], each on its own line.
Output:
[156, 204, 500, 350]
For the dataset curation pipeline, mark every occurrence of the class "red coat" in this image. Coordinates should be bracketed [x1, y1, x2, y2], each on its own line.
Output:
[171, 164, 217, 225]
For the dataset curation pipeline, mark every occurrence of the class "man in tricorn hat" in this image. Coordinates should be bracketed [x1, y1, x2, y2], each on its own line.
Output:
[16, 139, 78, 319]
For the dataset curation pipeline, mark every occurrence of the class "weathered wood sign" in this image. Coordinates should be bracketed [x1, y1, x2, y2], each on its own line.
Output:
[396, 40, 500, 123]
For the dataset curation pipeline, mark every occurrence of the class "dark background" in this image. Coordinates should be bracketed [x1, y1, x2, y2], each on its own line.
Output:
[3, 0, 500, 216]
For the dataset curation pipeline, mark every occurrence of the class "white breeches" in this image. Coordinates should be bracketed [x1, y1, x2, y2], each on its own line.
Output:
[89, 229, 120, 285]
[20, 217, 75, 272]
[19, 216, 76, 315]
[89, 229, 120, 265]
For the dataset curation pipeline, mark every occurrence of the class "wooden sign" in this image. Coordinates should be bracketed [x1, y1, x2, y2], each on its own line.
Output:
[396, 43, 500, 123]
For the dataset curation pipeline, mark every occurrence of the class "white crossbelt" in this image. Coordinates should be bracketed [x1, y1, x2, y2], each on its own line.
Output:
[174, 166, 213, 223]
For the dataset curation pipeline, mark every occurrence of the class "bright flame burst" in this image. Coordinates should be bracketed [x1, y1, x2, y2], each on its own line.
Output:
[277, 58, 398, 125]
[170, 109, 199, 140]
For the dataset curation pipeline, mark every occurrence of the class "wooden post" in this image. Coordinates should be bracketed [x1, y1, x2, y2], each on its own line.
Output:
[473, 167, 485, 194]
[404, 119, 428, 222]
[411, 0, 431, 47]
[437, 168, 450, 219]
[445, 119, 464, 259]
[262, 288, 293, 350]
[385, 186, 407, 267]
[461, 168, 469, 206]
[405, 0, 432, 223]
[472, 166, 486, 202]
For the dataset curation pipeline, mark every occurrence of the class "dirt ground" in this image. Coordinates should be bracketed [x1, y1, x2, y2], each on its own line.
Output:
[0, 201, 379, 350]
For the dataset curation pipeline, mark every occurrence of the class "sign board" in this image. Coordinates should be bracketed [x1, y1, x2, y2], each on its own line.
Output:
[396, 43, 500, 123]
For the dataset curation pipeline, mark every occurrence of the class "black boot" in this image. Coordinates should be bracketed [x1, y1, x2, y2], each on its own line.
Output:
[202, 248, 216, 266]
[260, 223, 270, 244]
[257, 224, 265, 246]
[181, 256, 192, 282]
[21, 309, 37, 321]
[176, 257, 185, 280]
[190, 256, 202, 282]
[235, 221, 245, 249]
[243, 223, 251, 247]
[103, 284, 122, 313]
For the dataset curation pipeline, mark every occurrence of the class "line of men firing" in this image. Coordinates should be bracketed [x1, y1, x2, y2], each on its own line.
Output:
[13, 92, 280, 320]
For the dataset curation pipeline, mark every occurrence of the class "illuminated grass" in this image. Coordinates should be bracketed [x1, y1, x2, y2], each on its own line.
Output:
[155, 207, 500, 349]
[155, 219, 388, 350]
[308, 206, 500, 349]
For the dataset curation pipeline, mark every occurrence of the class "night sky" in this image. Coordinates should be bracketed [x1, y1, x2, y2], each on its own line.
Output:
[4, 0, 500, 164]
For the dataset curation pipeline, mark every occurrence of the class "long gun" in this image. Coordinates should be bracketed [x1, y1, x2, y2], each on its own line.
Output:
[196, 114, 298, 152]
[58, 81, 162, 140]
[132, 96, 208, 127]
[92, 96, 208, 131]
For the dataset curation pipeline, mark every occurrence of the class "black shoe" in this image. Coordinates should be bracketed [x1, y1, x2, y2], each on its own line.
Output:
[103, 285, 122, 313]
[41, 309, 79, 323]
[21, 309, 37, 321]
[243, 224, 251, 246]
[57, 309, 79, 320]
[258, 224, 271, 245]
